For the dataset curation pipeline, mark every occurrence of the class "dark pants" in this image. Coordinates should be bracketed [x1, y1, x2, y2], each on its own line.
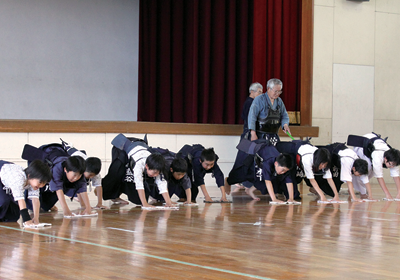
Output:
[253, 172, 295, 198]
[176, 184, 199, 202]
[120, 179, 156, 205]
[303, 174, 343, 197]
[227, 151, 298, 198]
[167, 180, 196, 201]
[183, 165, 202, 201]
[227, 150, 254, 186]
[0, 188, 20, 222]
[38, 188, 59, 211]
[168, 181, 184, 198]
[242, 181, 253, 188]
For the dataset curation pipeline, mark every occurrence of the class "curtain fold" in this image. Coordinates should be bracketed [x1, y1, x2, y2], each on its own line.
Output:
[253, 0, 302, 112]
[139, 0, 253, 124]
[139, 0, 301, 123]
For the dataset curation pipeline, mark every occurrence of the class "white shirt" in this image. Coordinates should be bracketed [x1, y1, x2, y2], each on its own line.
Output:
[0, 163, 39, 201]
[338, 149, 369, 184]
[354, 133, 400, 178]
[298, 144, 332, 179]
[128, 146, 167, 194]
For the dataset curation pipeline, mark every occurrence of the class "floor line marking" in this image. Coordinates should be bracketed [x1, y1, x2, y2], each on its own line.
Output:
[365, 217, 396, 221]
[1, 225, 274, 280]
[106, 227, 136, 233]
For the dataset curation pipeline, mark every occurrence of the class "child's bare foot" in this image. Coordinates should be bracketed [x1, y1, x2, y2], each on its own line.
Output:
[360, 193, 368, 199]
[50, 206, 58, 212]
[93, 204, 108, 210]
[111, 197, 129, 205]
[245, 187, 260, 201]
[81, 209, 97, 216]
[232, 184, 245, 193]
[148, 196, 158, 204]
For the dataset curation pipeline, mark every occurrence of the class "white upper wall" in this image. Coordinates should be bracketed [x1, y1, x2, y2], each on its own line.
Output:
[0, 0, 139, 121]
[313, 0, 400, 150]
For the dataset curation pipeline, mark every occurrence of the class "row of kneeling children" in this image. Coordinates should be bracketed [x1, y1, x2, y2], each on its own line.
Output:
[0, 132, 399, 227]
[225, 132, 400, 205]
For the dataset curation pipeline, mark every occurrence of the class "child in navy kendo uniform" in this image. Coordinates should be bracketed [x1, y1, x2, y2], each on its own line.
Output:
[60, 139, 106, 209]
[22, 142, 93, 217]
[44, 155, 92, 217]
[225, 139, 295, 203]
[178, 144, 228, 203]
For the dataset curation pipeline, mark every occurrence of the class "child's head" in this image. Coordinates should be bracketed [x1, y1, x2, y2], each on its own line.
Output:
[274, 153, 293, 175]
[384, 148, 400, 168]
[62, 156, 86, 183]
[352, 159, 368, 176]
[313, 148, 331, 172]
[84, 157, 102, 179]
[145, 153, 165, 177]
[200, 148, 216, 170]
[170, 157, 187, 180]
[24, 159, 52, 190]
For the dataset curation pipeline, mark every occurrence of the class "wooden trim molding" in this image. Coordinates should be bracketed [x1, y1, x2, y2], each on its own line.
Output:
[0, 120, 319, 138]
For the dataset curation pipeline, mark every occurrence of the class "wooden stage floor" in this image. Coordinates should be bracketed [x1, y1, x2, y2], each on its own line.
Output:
[2, 184, 400, 280]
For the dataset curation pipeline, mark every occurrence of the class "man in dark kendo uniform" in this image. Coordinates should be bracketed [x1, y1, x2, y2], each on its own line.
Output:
[247, 78, 291, 146]
[226, 82, 264, 195]
[241, 82, 264, 139]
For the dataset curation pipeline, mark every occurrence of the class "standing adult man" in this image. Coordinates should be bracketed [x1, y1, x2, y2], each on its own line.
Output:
[241, 82, 264, 138]
[248, 78, 291, 145]
[228, 82, 264, 195]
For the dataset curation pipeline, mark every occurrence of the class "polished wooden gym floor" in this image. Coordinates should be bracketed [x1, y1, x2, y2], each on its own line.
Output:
[2, 183, 400, 280]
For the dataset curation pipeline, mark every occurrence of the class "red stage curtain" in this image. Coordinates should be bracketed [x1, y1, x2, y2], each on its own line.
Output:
[253, 0, 302, 112]
[139, 0, 253, 124]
